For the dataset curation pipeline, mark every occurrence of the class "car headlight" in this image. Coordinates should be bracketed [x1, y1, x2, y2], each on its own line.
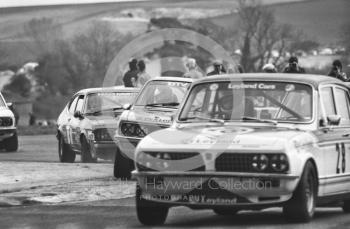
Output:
[252, 154, 269, 172]
[270, 154, 289, 172]
[0, 117, 13, 127]
[93, 128, 114, 141]
[120, 122, 147, 137]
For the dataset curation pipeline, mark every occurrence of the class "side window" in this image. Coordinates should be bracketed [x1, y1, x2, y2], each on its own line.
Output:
[320, 87, 336, 116]
[68, 96, 79, 114]
[75, 95, 85, 113]
[334, 87, 350, 125]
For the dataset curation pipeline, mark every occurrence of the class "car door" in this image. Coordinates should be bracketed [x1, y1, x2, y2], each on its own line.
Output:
[63, 95, 79, 147]
[317, 85, 350, 195]
[70, 94, 85, 151]
[332, 86, 350, 193]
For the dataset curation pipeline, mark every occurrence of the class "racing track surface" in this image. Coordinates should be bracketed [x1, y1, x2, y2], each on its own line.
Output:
[0, 135, 350, 228]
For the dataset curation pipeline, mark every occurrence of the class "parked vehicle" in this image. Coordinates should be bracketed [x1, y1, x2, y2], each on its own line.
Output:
[133, 73, 350, 225]
[114, 77, 193, 179]
[56, 87, 139, 163]
[0, 92, 18, 152]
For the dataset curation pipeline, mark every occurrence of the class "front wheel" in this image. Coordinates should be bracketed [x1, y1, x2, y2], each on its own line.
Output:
[81, 137, 97, 163]
[213, 208, 239, 216]
[283, 161, 317, 222]
[58, 136, 76, 163]
[4, 132, 18, 152]
[136, 184, 168, 226]
[113, 147, 133, 179]
[343, 199, 350, 213]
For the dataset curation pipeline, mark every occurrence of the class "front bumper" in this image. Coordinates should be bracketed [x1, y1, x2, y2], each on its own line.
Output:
[0, 128, 16, 141]
[133, 171, 299, 207]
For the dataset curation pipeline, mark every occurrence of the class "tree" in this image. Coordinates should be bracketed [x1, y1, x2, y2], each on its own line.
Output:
[3, 73, 31, 97]
[236, 0, 303, 72]
[23, 17, 63, 56]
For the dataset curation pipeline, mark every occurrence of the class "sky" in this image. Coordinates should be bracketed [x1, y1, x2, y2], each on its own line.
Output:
[0, 0, 147, 8]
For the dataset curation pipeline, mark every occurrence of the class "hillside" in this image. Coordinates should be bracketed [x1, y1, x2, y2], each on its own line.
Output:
[0, 0, 347, 65]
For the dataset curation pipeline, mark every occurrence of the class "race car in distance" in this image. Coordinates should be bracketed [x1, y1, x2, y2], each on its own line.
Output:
[0, 92, 18, 152]
[133, 74, 350, 225]
[114, 77, 193, 179]
[57, 87, 139, 163]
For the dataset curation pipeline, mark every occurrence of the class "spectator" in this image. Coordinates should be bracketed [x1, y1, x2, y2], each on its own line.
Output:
[283, 56, 306, 74]
[328, 60, 348, 82]
[207, 60, 225, 76]
[237, 64, 244, 73]
[29, 112, 36, 126]
[136, 60, 151, 87]
[123, 58, 139, 87]
[183, 58, 203, 79]
[262, 63, 277, 73]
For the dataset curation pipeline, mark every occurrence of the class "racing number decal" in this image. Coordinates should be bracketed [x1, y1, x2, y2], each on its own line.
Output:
[66, 126, 73, 144]
[336, 143, 346, 174]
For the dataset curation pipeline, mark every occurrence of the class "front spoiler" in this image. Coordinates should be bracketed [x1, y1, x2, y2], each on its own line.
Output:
[133, 171, 299, 207]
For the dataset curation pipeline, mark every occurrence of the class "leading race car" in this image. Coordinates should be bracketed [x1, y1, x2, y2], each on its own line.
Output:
[133, 73, 350, 225]
[57, 87, 139, 163]
[114, 77, 193, 179]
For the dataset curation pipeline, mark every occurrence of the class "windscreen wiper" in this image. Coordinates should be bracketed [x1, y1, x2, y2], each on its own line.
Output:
[241, 116, 278, 125]
[145, 102, 180, 107]
[180, 116, 226, 124]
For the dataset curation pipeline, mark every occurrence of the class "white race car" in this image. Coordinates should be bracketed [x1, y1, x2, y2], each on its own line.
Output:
[0, 92, 18, 152]
[133, 73, 350, 225]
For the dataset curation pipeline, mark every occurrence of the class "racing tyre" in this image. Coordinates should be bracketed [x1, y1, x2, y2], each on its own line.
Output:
[4, 132, 18, 152]
[136, 184, 168, 226]
[58, 136, 76, 162]
[113, 146, 132, 179]
[81, 137, 97, 163]
[213, 208, 239, 216]
[283, 161, 317, 222]
[343, 199, 350, 213]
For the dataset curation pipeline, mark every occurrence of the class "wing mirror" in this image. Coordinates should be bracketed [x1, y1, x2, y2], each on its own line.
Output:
[6, 102, 13, 108]
[327, 115, 341, 126]
[123, 103, 132, 110]
[74, 111, 84, 119]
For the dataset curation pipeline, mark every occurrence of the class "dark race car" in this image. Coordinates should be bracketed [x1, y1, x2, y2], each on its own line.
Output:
[57, 86, 139, 163]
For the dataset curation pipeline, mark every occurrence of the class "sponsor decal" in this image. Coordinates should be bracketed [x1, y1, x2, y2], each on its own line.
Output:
[228, 83, 276, 90]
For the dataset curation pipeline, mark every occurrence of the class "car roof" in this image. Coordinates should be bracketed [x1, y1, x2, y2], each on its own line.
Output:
[194, 73, 345, 88]
[150, 76, 194, 83]
[76, 86, 140, 95]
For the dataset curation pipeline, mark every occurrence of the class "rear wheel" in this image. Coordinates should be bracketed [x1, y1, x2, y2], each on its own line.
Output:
[113, 146, 132, 179]
[136, 184, 168, 226]
[4, 132, 18, 152]
[343, 199, 350, 213]
[283, 161, 317, 222]
[81, 137, 97, 163]
[58, 135, 76, 163]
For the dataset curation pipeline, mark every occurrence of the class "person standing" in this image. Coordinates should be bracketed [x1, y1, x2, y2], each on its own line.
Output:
[328, 60, 348, 82]
[123, 59, 139, 87]
[136, 60, 151, 87]
[183, 58, 203, 79]
[283, 56, 306, 74]
[262, 63, 277, 73]
[207, 60, 225, 76]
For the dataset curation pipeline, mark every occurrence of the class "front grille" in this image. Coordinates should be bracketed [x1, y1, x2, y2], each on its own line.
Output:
[215, 153, 287, 173]
[0, 117, 13, 127]
[120, 122, 168, 138]
[137, 152, 205, 172]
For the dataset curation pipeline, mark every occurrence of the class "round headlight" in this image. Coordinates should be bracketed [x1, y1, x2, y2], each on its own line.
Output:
[271, 154, 288, 172]
[252, 154, 269, 172]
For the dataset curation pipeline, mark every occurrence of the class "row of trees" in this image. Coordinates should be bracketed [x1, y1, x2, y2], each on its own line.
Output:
[4, 0, 347, 118]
